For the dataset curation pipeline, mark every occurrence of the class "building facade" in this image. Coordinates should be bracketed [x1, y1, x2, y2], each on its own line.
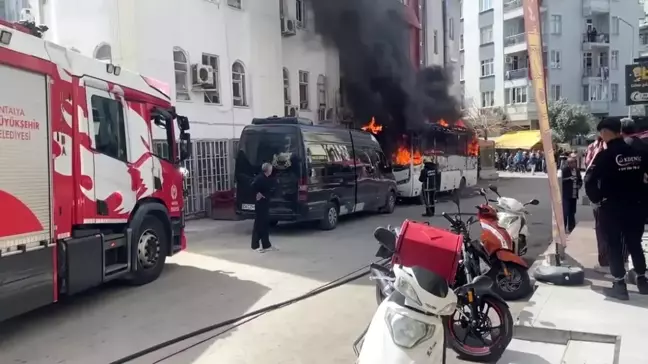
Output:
[404, 0, 462, 102]
[6, 0, 339, 140]
[461, 0, 641, 129]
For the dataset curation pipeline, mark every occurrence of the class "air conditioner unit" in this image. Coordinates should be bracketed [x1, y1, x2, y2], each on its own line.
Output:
[281, 18, 297, 36]
[191, 64, 214, 88]
[284, 105, 298, 116]
[505, 56, 513, 63]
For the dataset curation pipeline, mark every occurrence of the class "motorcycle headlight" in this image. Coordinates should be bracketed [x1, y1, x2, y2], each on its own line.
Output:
[436, 302, 457, 316]
[384, 309, 435, 348]
[395, 276, 422, 306]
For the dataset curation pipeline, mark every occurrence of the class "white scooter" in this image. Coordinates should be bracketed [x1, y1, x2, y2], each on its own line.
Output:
[487, 185, 539, 256]
[353, 228, 457, 364]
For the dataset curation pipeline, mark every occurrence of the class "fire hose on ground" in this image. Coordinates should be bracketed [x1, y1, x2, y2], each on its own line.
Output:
[108, 259, 389, 364]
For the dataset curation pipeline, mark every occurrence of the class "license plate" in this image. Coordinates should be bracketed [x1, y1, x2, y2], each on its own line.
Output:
[242, 204, 255, 211]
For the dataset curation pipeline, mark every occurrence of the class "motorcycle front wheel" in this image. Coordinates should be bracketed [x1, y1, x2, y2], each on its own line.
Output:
[444, 295, 514, 363]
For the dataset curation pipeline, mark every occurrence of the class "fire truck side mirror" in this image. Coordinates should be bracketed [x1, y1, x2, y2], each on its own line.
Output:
[179, 132, 191, 161]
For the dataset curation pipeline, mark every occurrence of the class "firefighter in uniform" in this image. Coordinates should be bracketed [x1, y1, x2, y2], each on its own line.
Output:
[419, 158, 438, 217]
[585, 118, 648, 300]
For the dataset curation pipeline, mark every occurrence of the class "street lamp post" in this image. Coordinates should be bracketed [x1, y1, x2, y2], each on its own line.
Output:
[618, 17, 635, 118]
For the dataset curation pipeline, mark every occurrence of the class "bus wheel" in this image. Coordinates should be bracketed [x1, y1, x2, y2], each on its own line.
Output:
[128, 216, 168, 286]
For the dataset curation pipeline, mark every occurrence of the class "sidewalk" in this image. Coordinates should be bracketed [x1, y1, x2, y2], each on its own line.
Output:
[498, 221, 648, 364]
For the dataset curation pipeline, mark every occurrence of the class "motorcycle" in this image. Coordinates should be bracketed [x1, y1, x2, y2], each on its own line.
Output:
[487, 185, 539, 257]
[354, 230, 457, 363]
[476, 188, 533, 301]
[371, 193, 514, 362]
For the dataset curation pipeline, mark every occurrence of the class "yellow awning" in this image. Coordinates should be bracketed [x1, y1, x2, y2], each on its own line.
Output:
[494, 130, 542, 150]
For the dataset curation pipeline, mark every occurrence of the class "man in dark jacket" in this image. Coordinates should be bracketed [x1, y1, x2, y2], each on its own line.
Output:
[419, 159, 438, 217]
[585, 118, 648, 300]
[251, 163, 277, 252]
[620, 118, 648, 263]
[558, 156, 582, 234]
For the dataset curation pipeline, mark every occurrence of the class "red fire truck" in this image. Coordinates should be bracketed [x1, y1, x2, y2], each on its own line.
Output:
[0, 20, 190, 321]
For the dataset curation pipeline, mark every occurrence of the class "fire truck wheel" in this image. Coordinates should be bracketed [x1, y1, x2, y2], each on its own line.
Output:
[129, 216, 168, 286]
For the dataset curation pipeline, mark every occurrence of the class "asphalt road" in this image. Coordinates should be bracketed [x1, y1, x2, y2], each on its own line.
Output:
[0, 175, 591, 364]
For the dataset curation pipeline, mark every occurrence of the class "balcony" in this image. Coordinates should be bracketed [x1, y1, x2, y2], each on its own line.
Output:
[503, 0, 523, 20]
[504, 33, 526, 54]
[503, 0, 545, 20]
[582, 67, 609, 84]
[505, 68, 528, 80]
[505, 102, 538, 122]
[582, 32, 610, 50]
[583, 100, 609, 114]
[583, 0, 610, 15]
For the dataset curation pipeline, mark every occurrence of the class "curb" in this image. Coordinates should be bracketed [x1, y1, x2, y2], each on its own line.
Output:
[511, 326, 621, 364]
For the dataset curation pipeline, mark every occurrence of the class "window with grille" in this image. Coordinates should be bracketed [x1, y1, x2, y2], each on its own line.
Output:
[283, 68, 291, 105]
[232, 61, 247, 106]
[296, 0, 305, 26]
[299, 71, 309, 110]
[174, 48, 190, 101]
[317, 75, 327, 120]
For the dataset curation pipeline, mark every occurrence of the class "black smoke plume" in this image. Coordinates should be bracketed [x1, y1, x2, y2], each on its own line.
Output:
[305, 0, 461, 136]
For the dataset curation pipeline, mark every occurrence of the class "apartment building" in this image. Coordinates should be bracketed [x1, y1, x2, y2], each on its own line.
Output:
[3, 0, 339, 140]
[461, 0, 641, 129]
[402, 0, 462, 102]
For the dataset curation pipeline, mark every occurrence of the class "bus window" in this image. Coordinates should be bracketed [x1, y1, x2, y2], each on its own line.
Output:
[457, 134, 470, 156]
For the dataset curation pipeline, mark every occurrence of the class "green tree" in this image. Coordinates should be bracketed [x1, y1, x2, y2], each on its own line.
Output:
[548, 98, 594, 143]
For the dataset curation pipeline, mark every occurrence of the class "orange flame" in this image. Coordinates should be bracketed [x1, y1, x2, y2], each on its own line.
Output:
[468, 137, 479, 156]
[361, 117, 383, 134]
[392, 145, 422, 166]
[438, 119, 449, 127]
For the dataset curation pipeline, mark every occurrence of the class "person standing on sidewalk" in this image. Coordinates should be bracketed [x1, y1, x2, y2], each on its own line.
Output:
[558, 156, 582, 234]
[585, 136, 609, 273]
[250, 163, 278, 253]
[585, 118, 648, 300]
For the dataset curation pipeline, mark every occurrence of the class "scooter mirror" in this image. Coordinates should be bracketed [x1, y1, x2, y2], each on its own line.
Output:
[373, 227, 396, 253]
[528, 199, 540, 205]
[479, 188, 487, 196]
[488, 185, 499, 194]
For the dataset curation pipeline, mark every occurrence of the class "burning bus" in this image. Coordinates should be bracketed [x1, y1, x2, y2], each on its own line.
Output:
[362, 117, 479, 201]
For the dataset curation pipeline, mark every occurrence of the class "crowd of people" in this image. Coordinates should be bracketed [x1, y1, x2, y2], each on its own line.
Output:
[495, 150, 547, 173]
[495, 148, 586, 174]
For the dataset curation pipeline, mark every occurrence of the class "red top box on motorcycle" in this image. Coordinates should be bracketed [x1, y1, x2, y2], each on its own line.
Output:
[393, 220, 462, 284]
